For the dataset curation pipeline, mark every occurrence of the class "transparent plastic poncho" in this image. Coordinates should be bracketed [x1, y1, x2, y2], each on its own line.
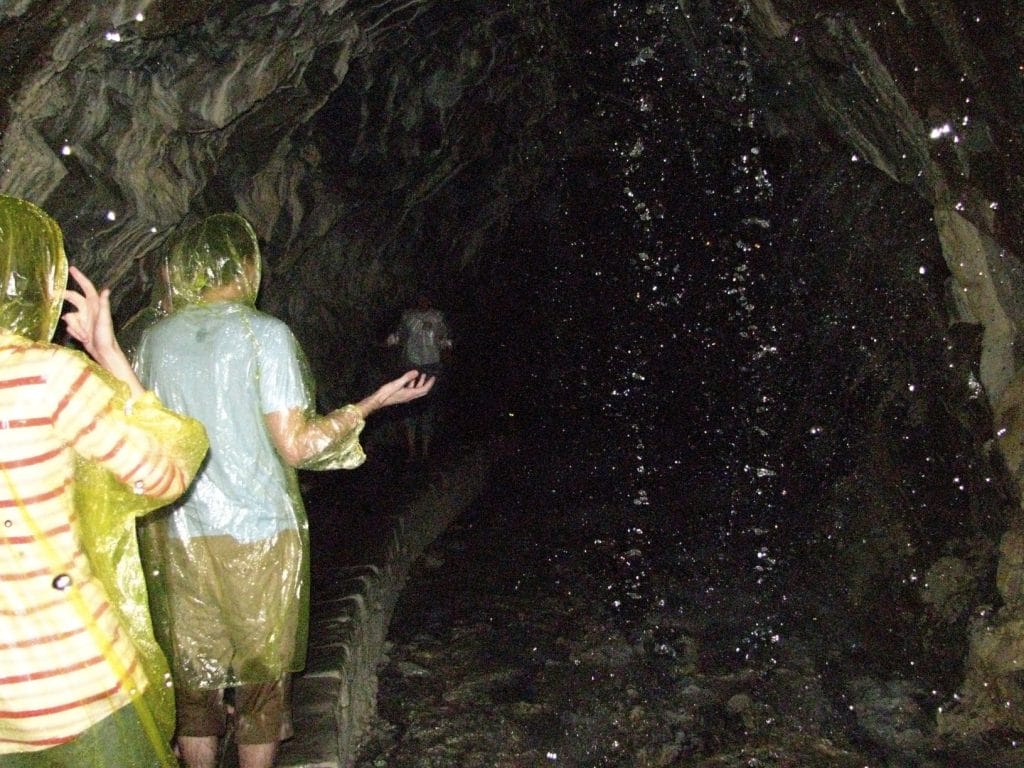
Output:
[72, 372, 208, 746]
[135, 213, 367, 692]
[120, 264, 172, 365]
[0, 195, 67, 342]
[166, 212, 261, 307]
[0, 195, 208, 766]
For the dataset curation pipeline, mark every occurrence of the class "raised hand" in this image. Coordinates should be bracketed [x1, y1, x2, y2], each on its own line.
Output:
[354, 370, 435, 419]
[62, 266, 115, 359]
[62, 266, 145, 396]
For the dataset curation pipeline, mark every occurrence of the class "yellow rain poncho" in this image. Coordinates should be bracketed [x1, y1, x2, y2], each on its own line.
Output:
[0, 196, 67, 342]
[0, 196, 207, 766]
[135, 214, 366, 697]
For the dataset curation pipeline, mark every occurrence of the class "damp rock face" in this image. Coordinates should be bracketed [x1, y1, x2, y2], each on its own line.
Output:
[3, 0, 1024, 739]
[0, 1, 566, 403]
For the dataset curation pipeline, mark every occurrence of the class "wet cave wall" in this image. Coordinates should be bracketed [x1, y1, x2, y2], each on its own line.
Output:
[2, 0, 1024, 739]
[735, 1, 1024, 734]
[0, 0, 570, 407]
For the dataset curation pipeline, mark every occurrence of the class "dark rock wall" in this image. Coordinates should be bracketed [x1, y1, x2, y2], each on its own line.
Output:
[0, 1, 566, 403]
[760, 146, 1008, 692]
[729, 1, 1024, 733]
[741, 0, 1024, 400]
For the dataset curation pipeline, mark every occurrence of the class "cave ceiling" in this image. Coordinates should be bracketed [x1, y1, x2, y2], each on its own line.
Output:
[1, 1, 1023, 397]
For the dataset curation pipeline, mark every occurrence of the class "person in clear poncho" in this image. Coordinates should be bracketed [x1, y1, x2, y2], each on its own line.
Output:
[0, 195, 208, 767]
[134, 213, 433, 768]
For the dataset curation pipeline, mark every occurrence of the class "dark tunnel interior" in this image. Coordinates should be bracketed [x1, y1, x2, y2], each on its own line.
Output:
[4, 1, 1024, 766]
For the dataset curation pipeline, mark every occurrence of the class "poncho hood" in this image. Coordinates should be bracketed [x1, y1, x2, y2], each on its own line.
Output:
[0, 195, 68, 342]
[167, 213, 261, 307]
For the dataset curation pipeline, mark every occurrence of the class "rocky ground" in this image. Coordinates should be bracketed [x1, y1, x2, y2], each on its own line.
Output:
[350, 446, 1024, 768]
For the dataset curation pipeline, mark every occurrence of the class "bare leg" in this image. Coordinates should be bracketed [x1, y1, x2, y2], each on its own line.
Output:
[178, 735, 218, 768]
[239, 741, 278, 768]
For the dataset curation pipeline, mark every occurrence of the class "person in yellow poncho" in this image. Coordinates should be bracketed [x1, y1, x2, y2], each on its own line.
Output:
[0, 195, 208, 767]
[134, 213, 433, 768]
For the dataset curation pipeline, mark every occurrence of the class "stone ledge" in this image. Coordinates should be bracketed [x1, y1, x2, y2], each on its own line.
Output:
[273, 444, 494, 768]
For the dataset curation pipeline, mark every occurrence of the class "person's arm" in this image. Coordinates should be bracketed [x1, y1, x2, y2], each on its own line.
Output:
[351, 370, 435, 419]
[437, 313, 452, 346]
[265, 370, 434, 467]
[387, 310, 412, 348]
[50, 352, 205, 503]
[436, 314, 454, 364]
[62, 266, 145, 398]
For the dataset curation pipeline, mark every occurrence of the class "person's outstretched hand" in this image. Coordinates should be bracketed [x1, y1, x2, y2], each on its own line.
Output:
[377, 370, 435, 407]
[357, 370, 435, 419]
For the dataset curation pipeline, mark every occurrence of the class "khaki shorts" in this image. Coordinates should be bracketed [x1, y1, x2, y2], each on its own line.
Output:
[161, 531, 303, 687]
[176, 677, 291, 745]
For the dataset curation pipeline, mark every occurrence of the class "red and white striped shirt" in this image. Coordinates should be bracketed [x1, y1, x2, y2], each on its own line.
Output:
[0, 332, 190, 752]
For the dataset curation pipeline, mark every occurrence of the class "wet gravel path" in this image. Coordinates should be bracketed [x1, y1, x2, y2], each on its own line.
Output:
[351, 445, 1023, 768]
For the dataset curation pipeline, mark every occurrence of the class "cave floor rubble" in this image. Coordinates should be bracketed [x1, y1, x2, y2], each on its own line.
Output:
[347, 453, 1022, 768]
[215, 433, 1023, 768]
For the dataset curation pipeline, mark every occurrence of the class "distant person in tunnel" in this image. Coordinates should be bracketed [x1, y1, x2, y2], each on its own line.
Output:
[387, 292, 453, 462]
[133, 214, 433, 768]
[0, 196, 207, 767]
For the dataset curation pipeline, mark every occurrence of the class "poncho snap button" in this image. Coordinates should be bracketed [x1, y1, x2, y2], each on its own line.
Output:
[52, 573, 72, 590]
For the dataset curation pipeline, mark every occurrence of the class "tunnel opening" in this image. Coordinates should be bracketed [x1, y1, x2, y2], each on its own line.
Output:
[288, 3, 1018, 763]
